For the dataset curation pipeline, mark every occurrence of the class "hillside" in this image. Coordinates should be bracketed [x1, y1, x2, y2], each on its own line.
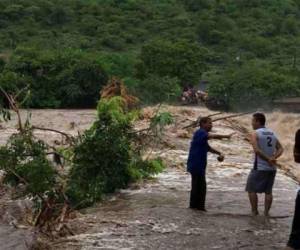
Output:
[1, 0, 300, 108]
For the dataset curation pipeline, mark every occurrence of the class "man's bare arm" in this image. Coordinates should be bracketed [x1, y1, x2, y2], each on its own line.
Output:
[208, 146, 222, 156]
[208, 132, 234, 140]
[272, 140, 284, 159]
[209, 145, 225, 162]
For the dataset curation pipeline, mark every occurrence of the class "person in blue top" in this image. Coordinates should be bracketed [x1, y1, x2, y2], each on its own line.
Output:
[187, 116, 233, 211]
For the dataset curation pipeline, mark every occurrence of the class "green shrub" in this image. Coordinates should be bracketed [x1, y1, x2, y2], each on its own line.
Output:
[66, 97, 164, 208]
[3, 48, 108, 108]
[0, 95, 165, 213]
[136, 39, 210, 85]
[208, 60, 300, 110]
[128, 157, 165, 181]
[0, 131, 57, 197]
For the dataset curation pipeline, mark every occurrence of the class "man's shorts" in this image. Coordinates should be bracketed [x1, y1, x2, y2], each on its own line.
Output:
[245, 169, 276, 194]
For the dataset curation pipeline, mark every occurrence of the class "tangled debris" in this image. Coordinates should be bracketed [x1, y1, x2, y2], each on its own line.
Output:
[100, 77, 139, 110]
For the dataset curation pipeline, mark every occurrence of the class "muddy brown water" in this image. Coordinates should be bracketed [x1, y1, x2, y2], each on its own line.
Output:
[0, 107, 299, 250]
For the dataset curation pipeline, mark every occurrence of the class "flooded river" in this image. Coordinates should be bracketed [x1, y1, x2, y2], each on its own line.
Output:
[0, 107, 299, 249]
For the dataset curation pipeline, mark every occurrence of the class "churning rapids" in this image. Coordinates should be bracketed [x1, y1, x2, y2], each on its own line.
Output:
[0, 106, 299, 250]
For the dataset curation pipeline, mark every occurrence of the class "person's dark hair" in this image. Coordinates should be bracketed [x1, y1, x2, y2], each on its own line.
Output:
[253, 113, 266, 126]
[199, 117, 211, 127]
[294, 129, 300, 163]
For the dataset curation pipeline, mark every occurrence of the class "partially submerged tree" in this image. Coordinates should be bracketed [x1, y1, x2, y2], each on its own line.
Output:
[0, 86, 166, 233]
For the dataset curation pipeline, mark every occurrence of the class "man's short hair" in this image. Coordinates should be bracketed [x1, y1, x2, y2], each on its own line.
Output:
[199, 117, 211, 127]
[253, 112, 266, 126]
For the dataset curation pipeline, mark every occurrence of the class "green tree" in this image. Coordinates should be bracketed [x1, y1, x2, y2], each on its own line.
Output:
[137, 39, 211, 85]
[208, 60, 299, 110]
[4, 48, 108, 108]
[134, 74, 181, 104]
[67, 97, 164, 208]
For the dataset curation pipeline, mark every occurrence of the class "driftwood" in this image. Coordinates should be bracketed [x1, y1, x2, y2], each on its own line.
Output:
[31, 126, 75, 145]
[0, 86, 26, 132]
[208, 112, 223, 118]
[182, 111, 254, 129]
[182, 112, 224, 129]
[224, 119, 251, 141]
[211, 111, 254, 122]
[100, 77, 139, 109]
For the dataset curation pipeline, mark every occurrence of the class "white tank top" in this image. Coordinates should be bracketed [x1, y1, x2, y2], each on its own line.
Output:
[254, 127, 277, 171]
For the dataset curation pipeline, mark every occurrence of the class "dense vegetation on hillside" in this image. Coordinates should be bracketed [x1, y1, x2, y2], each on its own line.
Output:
[1, 0, 300, 109]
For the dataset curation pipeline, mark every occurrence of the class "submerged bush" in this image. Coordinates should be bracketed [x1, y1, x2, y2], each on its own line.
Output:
[0, 131, 57, 197]
[67, 97, 164, 208]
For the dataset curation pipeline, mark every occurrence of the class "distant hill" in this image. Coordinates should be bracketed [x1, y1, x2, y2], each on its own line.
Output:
[0, 0, 300, 108]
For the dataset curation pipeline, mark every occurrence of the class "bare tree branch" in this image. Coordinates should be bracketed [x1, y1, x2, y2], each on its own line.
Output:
[0, 86, 24, 132]
[211, 111, 254, 122]
[31, 126, 75, 145]
[182, 111, 254, 129]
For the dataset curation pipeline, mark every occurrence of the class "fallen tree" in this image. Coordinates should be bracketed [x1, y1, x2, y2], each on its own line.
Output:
[0, 84, 166, 236]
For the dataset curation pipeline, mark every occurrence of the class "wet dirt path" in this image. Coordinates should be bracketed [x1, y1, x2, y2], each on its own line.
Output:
[50, 166, 297, 250]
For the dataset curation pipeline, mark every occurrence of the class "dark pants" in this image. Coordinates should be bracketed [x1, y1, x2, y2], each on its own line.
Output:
[288, 191, 300, 249]
[189, 174, 206, 210]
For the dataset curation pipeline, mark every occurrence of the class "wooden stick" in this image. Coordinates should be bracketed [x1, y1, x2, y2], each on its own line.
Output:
[208, 112, 223, 118]
[182, 112, 224, 129]
[183, 111, 254, 129]
[55, 203, 69, 232]
[212, 111, 254, 122]
[0, 87, 24, 132]
[14, 86, 29, 100]
[31, 126, 75, 144]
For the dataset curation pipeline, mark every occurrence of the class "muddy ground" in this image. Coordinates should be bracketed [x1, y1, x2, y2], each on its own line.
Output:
[0, 106, 299, 250]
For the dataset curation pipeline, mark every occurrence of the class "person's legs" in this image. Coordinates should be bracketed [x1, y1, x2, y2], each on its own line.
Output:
[190, 174, 207, 210]
[198, 175, 207, 211]
[287, 192, 300, 249]
[246, 170, 259, 215]
[264, 193, 273, 216]
[264, 171, 276, 216]
[189, 174, 198, 209]
[248, 192, 259, 215]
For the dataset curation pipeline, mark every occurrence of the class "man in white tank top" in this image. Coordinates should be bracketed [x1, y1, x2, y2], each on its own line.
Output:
[246, 113, 283, 216]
